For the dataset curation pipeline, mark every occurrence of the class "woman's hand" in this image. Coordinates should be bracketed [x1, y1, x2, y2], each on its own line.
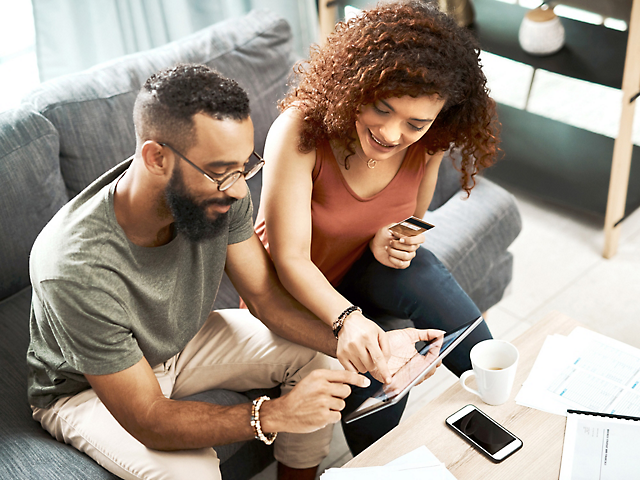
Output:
[337, 312, 392, 384]
[369, 224, 426, 269]
[385, 328, 444, 374]
[382, 328, 444, 395]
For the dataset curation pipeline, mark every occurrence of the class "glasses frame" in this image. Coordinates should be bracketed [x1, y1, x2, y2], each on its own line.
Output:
[159, 142, 264, 192]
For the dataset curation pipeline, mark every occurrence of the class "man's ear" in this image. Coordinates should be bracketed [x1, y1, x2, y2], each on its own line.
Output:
[140, 141, 171, 177]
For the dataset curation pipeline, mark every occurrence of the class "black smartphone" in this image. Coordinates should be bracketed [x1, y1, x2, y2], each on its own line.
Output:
[445, 404, 523, 463]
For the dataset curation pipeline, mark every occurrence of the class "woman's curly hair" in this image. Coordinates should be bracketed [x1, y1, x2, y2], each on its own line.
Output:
[280, 0, 500, 194]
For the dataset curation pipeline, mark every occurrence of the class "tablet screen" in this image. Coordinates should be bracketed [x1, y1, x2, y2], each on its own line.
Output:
[344, 317, 481, 423]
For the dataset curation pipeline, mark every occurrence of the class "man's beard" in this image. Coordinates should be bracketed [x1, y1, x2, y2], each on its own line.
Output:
[164, 164, 237, 242]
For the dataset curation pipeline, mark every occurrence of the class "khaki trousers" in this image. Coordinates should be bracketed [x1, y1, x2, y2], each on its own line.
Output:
[32, 309, 338, 480]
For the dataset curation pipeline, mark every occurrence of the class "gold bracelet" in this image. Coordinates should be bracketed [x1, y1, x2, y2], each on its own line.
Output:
[251, 396, 277, 445]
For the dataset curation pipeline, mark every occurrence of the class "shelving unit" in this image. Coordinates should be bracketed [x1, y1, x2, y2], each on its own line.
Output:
[472, 0, 640, 257]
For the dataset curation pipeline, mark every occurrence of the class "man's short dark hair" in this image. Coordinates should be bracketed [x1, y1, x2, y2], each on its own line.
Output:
[133, 64, 250, 152]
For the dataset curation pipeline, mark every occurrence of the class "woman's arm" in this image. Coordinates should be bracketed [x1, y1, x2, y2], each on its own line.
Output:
[414, 150, 444, 218]
[260, 110, 392, 382]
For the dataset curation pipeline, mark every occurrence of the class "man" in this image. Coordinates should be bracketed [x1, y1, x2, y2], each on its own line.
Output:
[27, 64, 367, 480]
[27, 64, 437, 480]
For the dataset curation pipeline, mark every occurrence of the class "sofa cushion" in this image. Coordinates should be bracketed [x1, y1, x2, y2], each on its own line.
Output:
[0, 287, 118, 479]
[428, 150, 465, 211]
[0, 106, 67, 300]
[423, 177, 522, 311]
[23, 9, 295, 198]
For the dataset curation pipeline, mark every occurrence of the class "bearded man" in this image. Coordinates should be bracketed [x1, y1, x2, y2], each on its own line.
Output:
[26, 64, 370, 480]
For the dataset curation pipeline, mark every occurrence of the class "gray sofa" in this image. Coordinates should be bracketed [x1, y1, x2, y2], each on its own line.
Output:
[0, 9, 521, 480]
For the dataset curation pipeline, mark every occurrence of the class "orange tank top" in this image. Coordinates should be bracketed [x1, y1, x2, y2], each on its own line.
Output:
[255, 140, 427, 286]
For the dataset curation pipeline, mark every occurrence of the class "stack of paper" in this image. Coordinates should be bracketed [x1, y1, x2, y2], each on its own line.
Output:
[320, 445, 456, 480]
[559, 411, 640, 479]
[515, 327, 640, 416]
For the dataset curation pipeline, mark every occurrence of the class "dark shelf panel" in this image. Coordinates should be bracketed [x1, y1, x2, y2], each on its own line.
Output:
[473, 0, 629, 89]
[485, 104, 640, 217]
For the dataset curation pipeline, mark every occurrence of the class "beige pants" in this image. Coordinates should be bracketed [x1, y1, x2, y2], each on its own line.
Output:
[32, 309, 338, 480]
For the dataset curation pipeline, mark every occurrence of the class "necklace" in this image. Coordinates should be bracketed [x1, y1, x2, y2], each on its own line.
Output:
[356, 149, 377, 169]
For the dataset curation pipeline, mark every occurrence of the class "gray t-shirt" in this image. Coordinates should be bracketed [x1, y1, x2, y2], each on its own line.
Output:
[27, 159, 254, 408]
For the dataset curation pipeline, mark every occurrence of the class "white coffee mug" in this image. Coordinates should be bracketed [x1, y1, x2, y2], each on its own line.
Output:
[459, 339, 519, 406]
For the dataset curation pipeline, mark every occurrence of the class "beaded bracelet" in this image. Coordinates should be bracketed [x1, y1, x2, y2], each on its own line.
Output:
[332, 305, 362, 340]
[251, 395, 277, 445]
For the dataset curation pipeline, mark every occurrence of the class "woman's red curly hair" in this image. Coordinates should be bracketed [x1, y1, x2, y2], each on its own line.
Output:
[280, 0, 500, 194]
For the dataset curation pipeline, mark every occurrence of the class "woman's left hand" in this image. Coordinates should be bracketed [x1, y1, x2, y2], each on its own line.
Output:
[384, 328, 444, 376]
[379, 328, 445, 394]
[370, 224, 426, 269]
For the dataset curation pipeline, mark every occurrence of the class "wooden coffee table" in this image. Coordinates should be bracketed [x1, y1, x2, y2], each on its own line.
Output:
[344, 311, 582, 479]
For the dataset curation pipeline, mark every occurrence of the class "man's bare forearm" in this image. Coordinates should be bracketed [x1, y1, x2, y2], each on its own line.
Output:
[224, 235, 338, 358]
[122, 397, 255, 450]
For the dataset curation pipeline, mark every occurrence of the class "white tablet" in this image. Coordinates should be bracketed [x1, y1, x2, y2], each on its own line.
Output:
[343, 316, 484, 423]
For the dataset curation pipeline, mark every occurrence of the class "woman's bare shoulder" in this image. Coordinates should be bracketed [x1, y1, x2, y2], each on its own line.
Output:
[271, 106, 305, 133]
[265, 107, 316, 166]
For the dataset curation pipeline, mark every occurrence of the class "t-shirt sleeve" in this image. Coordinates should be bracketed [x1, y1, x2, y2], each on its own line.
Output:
[38, 279, 143, 376]
[227, 190, 255, 245]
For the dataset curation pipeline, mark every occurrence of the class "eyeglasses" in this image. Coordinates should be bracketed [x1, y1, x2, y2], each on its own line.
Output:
[159, 142, 264, 192]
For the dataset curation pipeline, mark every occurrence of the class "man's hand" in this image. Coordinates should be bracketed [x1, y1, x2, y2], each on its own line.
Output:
[369, 224, 425, 269]
[336, 312, 392, 384]
[260, 370, 370, 434]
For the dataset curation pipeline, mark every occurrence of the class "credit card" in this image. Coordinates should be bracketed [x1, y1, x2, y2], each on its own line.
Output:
[389, 216, 435, 237]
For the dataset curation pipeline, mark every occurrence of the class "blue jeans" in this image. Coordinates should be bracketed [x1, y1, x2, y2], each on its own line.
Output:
[336, 246, 492, 455]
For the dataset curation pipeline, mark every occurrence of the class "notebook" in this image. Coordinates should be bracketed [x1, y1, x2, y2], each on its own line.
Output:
[559, 409, 640, 479]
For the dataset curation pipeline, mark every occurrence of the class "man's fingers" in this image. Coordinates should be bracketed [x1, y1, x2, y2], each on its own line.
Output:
[328, 383, 352, 400]
[323, 395, 347, 411]
[321, 369, 371, 388]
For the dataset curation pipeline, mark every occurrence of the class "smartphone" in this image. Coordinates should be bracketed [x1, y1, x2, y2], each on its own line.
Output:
[388, 216, 434, 237]
[445, 404, 523, 463]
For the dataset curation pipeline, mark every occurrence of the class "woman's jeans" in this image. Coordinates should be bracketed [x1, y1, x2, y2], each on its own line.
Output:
[336, 246, 492, 456]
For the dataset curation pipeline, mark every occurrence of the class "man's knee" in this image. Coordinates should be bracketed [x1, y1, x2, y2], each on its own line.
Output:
[284, 352, 341, 391]
[307, 352, 341, 372]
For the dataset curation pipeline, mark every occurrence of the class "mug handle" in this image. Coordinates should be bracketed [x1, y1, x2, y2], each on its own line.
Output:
[460, 370, 481, 398]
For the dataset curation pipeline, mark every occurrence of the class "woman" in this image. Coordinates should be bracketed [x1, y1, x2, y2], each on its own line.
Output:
[256, 0, 499, 454]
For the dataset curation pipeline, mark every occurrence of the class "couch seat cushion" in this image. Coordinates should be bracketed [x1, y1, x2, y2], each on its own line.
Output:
[0, 287, 118, 479]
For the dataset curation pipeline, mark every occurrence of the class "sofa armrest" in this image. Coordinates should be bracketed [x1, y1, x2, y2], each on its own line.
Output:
[422, 177, 522, 298]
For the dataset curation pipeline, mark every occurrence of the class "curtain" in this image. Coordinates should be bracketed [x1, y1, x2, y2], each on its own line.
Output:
[31, 0, 319, 81]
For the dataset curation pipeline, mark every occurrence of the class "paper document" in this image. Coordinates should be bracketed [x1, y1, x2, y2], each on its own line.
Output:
[320, 445, 456, 480]
[515, 327, 640, 416]
[559, 410, 640, 479]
